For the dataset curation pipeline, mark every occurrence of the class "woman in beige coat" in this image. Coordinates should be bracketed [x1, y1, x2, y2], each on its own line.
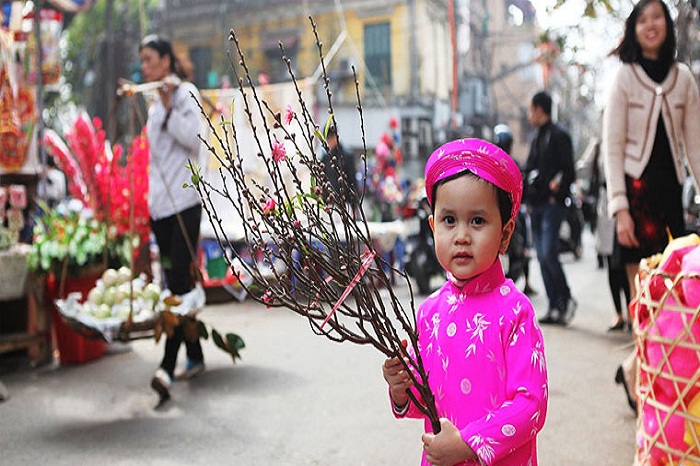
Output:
[603, 0, 700, 293]
[603, 0, 700, 413]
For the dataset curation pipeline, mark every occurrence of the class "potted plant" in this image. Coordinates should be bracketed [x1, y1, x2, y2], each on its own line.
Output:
[31, 112, 148, 364]
[28, 200, 130, 280]
[27, 200, 131, 364]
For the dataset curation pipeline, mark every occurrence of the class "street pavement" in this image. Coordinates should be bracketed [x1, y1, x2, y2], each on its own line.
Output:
[0, 229, 637, 465]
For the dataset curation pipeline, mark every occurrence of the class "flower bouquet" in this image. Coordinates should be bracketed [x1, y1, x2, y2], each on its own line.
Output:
[43, 113, 150, 246]
[38, 107, 245, 362]
[190, 19, 440, 431]
[28, 201, 130, 279]
[35, 112, 150, 283]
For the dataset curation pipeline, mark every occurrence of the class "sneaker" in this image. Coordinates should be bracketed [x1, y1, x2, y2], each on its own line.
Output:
[151, 368, 172, 401]
[176, 359, 205, 381]
[558, 298, 577, 325]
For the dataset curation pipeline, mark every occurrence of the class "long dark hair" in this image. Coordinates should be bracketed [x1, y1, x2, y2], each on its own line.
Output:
[139, 34, 190, 80]
[610, 0, 676, 68]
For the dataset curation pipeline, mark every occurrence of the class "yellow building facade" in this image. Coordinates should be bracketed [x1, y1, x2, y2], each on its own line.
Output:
[163, 0, 454, 162]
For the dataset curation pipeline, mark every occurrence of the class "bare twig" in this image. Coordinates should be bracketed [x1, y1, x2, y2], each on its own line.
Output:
[189, 19, 440, 433]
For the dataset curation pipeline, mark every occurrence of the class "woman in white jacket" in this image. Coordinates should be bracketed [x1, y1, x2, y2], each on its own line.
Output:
[139, 35, 206, 401]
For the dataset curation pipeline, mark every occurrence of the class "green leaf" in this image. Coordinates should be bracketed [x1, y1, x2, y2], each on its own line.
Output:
[198, 321, 209, 340]
[284, 198, 294, 216]
[186, 160, 201, 184]
[220, 120, 231, 126]
[210, 328, 245, 362]
[314, 129, 325, 144]
[583, 1, 596, 17]
[212, 328, 225, 349]
[323, 114, 334, 139]
[225, 333, 246, 362]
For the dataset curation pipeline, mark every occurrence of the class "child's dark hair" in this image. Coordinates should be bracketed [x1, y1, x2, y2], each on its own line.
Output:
[610, 0, 676, 69]
[431, 171, 512, 226]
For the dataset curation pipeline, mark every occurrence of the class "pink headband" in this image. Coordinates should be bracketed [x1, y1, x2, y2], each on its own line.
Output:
[425, 138, 523, 222]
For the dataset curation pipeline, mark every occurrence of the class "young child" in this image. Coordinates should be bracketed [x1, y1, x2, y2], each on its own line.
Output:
[382, 139, 548, 466]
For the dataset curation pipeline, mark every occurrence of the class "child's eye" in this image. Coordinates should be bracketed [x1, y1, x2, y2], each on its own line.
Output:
[443, 215, 456, 225]
[471, 216, 485, 226]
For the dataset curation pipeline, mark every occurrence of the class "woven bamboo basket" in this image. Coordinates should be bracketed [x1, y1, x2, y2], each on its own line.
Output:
[633, 265, 700, 465]
[54, 285, 206, 343]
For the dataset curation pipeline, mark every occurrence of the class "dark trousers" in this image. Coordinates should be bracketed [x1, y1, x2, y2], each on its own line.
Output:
[606, 255, 631, 316]
[530, 202, 571, 311]
[151, 204, 203, 377]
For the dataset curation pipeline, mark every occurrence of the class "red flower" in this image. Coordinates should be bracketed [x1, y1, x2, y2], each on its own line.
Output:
[262, 290, 272, 309]
[263, 197, 276, 214]
[284, 105, 294, 125]
[45, 117, 151, 253]
[271, 141, 287, 162]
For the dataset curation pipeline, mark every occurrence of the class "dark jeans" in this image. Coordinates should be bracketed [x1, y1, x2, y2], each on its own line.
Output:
[530, 202, 571, 311]
[151, 204, 203, 377]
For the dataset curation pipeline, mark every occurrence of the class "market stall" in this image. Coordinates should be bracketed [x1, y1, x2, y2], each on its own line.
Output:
[0, 1, 64, 366]
[1, 1, 245, 367]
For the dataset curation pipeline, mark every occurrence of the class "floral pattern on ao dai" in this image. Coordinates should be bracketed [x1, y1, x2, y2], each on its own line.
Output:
[397, 260, 548, 466]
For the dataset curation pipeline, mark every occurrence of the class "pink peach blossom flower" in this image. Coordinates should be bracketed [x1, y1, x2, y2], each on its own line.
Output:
[263, 197, 276, 214]
[271, 141, 287, 162]
[284, 105, 294, 125]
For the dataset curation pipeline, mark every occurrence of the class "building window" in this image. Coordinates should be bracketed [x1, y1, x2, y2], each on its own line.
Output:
[190, 46, 212, 89]
[263, 36, 299, 84]
[364, 22, 391, 88]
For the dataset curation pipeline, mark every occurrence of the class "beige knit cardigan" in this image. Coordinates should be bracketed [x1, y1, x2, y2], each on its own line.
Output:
[602, 62, 700, 217]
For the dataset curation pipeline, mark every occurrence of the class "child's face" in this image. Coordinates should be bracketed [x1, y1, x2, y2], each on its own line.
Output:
[429, 175, 514, 281]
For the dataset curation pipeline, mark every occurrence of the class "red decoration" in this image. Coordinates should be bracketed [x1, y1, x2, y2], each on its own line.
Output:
[43, 115, 151, 249]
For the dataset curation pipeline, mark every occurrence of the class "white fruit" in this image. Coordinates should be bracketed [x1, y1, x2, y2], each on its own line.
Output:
[131, 281, 144, 299]
[97, 303, 111, 319]
[117, 266, 132, 285]
[102, 269, 119, 287]
[113, 304, 130, 320]
[102, 287, 117, 306]
[144, 283, 161, 302]
[87, 287, 104, 305]
[113, 288, 128, 305]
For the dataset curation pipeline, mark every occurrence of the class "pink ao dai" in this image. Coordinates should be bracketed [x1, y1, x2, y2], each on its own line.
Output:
[397, 260, 548, 466]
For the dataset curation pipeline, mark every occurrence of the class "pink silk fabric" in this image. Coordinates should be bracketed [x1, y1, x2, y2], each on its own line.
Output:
[395, 259, 548, 465]
[424, 138, 523, 222]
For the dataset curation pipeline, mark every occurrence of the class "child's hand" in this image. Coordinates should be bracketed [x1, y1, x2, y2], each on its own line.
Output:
[382, 355, 413, 407]
[421, 418, 477, 466]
